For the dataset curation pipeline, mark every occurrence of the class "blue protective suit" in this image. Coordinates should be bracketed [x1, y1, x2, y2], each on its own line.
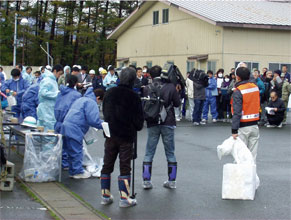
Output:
[54, 85, 81, 168]
[22, 72, 33, 85]
[1, 77, 30, 117]
[202, 77, 218, 120]
[54, 85, 81, 133]
[21, 83, 40, 119]
[0, 72, 5, 83]
[37, 70, 59, 131]
[103, 73, 118, 90]
[61, 88, 103, 175]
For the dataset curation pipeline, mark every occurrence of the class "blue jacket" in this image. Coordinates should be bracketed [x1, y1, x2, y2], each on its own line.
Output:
[1, 77, 30, 109]
[61, 88, 103, 143]
[256, 77, 265, 95]
[21, 83, 40, 119]
[205, 77, 218, 98]
[54, 86, 81, 133]
[0, 72, 5, 83]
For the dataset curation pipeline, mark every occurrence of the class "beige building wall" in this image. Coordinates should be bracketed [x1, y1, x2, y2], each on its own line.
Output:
[116, 1, 223, 74]
[0, 66, 41, 80]
[223, 27, 291, 72]
[116, 1, 291, 75]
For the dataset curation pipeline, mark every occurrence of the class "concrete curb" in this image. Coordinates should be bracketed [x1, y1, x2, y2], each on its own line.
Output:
[16, 176, 108, 220]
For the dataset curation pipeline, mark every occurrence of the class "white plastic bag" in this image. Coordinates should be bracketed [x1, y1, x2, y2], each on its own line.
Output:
[217, 136, 254, 164]
[288, 94, 291, 109]
[7, 96, 17, 107]
[217, 136, 259, 200]
[82, 140, 103, 178]
[19, 133, 62, 182]
[84, 127, 98, 145]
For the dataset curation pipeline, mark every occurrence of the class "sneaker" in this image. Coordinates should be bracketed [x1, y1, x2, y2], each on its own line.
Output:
[201, 118, 207, 123]
[163, 180, 176, 189]
[193, 122, 200, 126]
[119, 198, 137, 208]
[101, 195, 114, 205]
[277, 123, 283, 128]
[71, 170, 91, 179]
[143, 181, 153, 189]
[212, 119, 217, 123]
[266, 124, 276, 128]
[200, 121, 206, 125]
[176, 118, 181, 122]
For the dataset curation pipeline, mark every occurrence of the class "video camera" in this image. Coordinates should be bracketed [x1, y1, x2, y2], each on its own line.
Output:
[161, 64, 186, 90]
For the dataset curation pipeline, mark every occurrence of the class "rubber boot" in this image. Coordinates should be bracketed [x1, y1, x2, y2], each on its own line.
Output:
[163, 162, 177, 189]
[142, 162, 153, 189]
[101, 174, 113, 205]
[118, 175, 137, 208]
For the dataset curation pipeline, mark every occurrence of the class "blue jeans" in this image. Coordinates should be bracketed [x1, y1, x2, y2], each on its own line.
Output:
[144, 126, 176, 163]
[193, 99, 205, 123]
[202, 96, 218, 120]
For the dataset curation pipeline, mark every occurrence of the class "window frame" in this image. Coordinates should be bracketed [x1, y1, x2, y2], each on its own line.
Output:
[153, 10, 159, 25]
[162, 8, 169, 24]
[187, 61, 195, 72]
[234, 61, 260, 71]
[268, 62, 291, 72]
[207, 61, 217, 72]
[146, 61, 152, 68]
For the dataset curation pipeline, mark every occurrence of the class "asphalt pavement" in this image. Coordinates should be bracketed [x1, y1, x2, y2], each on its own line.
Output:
[61, 121, 291, 220]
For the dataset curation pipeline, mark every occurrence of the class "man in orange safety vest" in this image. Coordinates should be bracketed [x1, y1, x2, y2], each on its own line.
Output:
[231, 66, 260, 163]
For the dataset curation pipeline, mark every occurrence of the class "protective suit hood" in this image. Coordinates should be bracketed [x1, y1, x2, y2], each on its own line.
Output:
[63, 66, 71, 77]
[84, 87, 96, 101]
[42, 69, 56, 80]
[60, 85, 73, 96]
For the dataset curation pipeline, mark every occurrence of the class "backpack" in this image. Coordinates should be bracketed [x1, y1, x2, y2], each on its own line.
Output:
[143, 81, 166, 124]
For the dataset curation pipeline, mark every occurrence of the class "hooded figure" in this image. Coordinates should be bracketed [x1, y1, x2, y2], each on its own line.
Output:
[1, 69, 30, 118]
[37, 69, 59, 131]
[61, 87, 103, 178]
[54, 75, 81, 169]
[100, 67, 144, 208]
[58, 65, 71, 87]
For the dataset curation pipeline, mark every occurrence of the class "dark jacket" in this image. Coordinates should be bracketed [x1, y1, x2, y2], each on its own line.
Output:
[103, 84, 144, 142]
[92, 75, 105, 91]
[193, 80, 206, 100]
[267, 98, 286, 118]
[231, 80, 259, 134]
[143, 78, 181, 128]
[133, 77, 148, 96]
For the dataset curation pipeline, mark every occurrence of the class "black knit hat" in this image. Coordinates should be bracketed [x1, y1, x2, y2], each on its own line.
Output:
[274, 69, 281, 75]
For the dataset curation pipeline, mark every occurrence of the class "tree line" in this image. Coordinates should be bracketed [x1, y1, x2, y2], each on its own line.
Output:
[0, 1, 139, 69]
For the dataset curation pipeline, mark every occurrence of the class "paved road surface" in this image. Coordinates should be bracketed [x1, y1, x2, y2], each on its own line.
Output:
[61, 122, 291, 220]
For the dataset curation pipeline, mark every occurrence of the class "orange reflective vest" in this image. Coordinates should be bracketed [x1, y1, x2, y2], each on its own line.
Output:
[231, 82, 260, 123]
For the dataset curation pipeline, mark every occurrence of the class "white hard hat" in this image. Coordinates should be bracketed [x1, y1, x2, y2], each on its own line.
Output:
[46, 65, 52, 71]
[89, 69, 95, 74]
[107, 65, 112, 71]
[21, 116, 37, 128]
[98, 67, 104, 73]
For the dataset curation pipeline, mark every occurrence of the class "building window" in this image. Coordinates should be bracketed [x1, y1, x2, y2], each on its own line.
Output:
[167, 61, 174, 65]
[207, 61, 216, 72]
[153, 11, 159, 25]
[146, 61, 152, 68]
[235, 62, 259, 71]
[187, 61, 195, 72]
[131, 61, 137, 67]
[119, 62, 124, 68]
[269, 63, 291, 72]
[162, 9, 169, 24]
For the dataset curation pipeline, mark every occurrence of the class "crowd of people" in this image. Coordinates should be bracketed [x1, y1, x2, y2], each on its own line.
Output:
[0, 62, 290, 208]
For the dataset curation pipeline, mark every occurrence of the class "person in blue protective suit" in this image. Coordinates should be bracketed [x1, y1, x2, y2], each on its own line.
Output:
[22, 66, 33, 85]
[21, 82, 41, 119]
[37, 64, 63, 131]
[1, 69, 30, 118]
[61, 88, 104, 179]
[202, 70, 218, 123]
[54, 75, 81, 169]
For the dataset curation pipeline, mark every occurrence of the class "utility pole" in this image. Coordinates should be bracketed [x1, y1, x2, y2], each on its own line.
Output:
[13, 13, 18, 67]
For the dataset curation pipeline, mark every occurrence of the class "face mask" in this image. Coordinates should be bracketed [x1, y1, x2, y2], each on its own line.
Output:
[225, 78, 230, 82]
[218, 73, 223, 78]
[13, 78, 19, 81]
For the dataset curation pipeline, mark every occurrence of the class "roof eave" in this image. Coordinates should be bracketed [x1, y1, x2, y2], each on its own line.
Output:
[217, 22, 291, 31]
